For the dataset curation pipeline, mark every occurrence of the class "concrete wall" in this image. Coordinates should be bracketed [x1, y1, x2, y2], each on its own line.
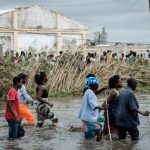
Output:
[18, 6, 56, 29]
[17, 6, 88, 30]
[18, 33, 56, 53]
[61, 15, 88, 30]
[61, 34, 82, 49]
[0, 33, 13, 54]
[0, 12, 12, 28]
[0, 5, 88, 54]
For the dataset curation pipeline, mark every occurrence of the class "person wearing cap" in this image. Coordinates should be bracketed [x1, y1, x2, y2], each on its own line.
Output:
[79, 77, 108, 141]
[18, 73, 35, 125]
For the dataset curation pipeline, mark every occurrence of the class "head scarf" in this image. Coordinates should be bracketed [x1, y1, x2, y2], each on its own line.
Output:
[86, 77, 99, 86]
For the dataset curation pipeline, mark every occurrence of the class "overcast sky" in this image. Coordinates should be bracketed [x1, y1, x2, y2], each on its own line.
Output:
[0, 0, 150, 43]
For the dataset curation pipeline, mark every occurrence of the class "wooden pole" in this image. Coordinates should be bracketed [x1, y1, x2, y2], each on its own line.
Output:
[106, 99, 113, 144]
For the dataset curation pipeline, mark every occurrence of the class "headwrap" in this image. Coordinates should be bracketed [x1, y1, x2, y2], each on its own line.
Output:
[86, 77, 99, 86]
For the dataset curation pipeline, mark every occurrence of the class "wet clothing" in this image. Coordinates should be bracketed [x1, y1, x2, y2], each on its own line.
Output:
[36, 98, 54, 120]
[116, 87, 140, 140]
[18, 85, 35, 125]
[36, 85, 55, 125]
[107, 89, 119, 125]
[5, 88, 25, 140]
[82, 115, 104, 139]
[5, 88, 21, 120]
[7, 120, 25, 140]
[104, 88, 119, 134]
[79, 89, 103, 138]
[79, 89, 99, 122]
[116, 87, 139, 128]
[117, 126, 139, 140]
[19, 103, 35, 125]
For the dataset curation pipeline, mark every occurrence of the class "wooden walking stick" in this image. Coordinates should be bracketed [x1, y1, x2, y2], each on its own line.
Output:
[106, 99, 113, 144]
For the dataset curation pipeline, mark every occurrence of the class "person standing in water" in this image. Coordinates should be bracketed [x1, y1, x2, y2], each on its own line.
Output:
[79, 76, 108, 141]
[35, 72, 58, 127]
[116, 78, 150, 140]
[103, 75, 123, 135]
[18, 73, 35, 125]
[5, 76, 25, 140]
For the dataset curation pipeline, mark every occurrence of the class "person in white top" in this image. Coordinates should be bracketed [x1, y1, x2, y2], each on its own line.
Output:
[18, 73, 35, 125]
[79, 76, 108, 141]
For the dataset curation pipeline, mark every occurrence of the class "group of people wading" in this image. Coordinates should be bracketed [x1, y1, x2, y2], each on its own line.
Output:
[4, 72, 150, 142]
[4, 72, 58, 140]
[79, 74, 150, 141]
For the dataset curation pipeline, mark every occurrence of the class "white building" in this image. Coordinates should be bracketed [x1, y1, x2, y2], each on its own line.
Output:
[0, 5, 88, 55]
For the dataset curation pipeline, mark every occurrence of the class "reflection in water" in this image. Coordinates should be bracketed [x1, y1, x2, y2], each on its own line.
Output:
[0, 95, 150, 150]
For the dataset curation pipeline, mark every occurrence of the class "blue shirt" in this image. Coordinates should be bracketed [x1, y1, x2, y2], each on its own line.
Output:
[79, 89, 99, 122]
[18, 84, 33, 104]
[116, 87, 140, 127]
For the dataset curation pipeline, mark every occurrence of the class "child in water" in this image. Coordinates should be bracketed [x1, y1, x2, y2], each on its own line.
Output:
[35, 72, 58, 127]
[79, 77, 108, 141]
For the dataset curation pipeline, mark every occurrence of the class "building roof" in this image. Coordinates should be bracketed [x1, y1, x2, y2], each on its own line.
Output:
[0, 5, 88, 29]
[0, 9, 16, 15]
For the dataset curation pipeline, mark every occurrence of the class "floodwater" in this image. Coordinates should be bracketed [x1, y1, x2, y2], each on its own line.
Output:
[0, 95, 150, 150]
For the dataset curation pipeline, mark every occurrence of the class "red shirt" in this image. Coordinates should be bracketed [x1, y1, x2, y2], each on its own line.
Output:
[5, 88, 20, 120]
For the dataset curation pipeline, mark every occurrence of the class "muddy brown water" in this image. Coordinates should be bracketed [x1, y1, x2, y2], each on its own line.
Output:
[0, 95, 150, 150]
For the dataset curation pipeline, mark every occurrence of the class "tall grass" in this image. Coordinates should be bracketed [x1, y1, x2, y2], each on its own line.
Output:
[0, 52, 150, 100]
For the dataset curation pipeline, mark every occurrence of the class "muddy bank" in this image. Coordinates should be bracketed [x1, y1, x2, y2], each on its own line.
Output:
[0, 95, 150, 150]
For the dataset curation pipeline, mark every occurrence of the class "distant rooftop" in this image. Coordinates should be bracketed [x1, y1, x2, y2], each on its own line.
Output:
[0, 5, 88, 29]
[0, 9, 16, 14]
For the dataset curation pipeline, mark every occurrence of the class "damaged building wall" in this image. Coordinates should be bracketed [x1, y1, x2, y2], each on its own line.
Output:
[0, 5, 88, 55]
[61, 34, 82, 49]
[18, 6, 56, 29]
[61, 15, 88, 30]
[0, 12, 12, 28]
[0, 33, 13, 54]
[18, 33, 56, 52]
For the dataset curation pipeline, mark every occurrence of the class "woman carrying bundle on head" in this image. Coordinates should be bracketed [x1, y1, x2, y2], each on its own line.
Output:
[79, 76, 108, 142]
[35, 72, 58, 127]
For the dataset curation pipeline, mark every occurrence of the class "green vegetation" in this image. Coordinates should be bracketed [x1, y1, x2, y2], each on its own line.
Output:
[0, 51, 150, 100]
